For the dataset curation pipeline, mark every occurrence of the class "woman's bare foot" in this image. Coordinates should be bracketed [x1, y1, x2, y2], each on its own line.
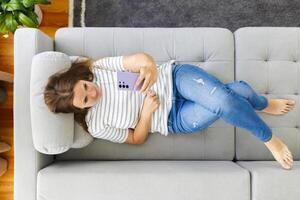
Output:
[262, 99, 296, 115]
[264, 134, 294, 170]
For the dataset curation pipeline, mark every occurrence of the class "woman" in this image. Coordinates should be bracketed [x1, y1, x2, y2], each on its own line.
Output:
[44, 53, 295, 170]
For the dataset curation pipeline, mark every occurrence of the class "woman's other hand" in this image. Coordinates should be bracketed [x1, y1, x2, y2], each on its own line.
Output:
[141, 89, 160, 115]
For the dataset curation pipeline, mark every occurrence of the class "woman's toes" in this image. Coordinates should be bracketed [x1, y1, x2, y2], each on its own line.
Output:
[291, 100, 296, 104]
[282, 106, 293, 113]
[285, 157, 293, 166]
[286, 104, 294, 108]
[280, 158, 292, 169]
[283, 158, 291, 166]
[287, 100, 296, 105]
[284, 153, 293, 162]
[284, 161, 292, 169]
[281, 162, 291, 170]
[285, 152, 293, 160]
[284, 150, 294, 160]
[285, 156, 294, 165]
[286, 106, 293, 110]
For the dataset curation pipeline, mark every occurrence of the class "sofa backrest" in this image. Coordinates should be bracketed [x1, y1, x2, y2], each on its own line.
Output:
[54, 27, 235, 161]
[235, 27, 300, 160]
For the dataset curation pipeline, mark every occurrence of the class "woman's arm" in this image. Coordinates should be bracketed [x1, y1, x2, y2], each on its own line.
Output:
[134, 111, 152, 144]
[70, 53, 156, 73]
[123, 52, 156, 73]
[125, 112, 152, 145]
[125, 89, 160, 145]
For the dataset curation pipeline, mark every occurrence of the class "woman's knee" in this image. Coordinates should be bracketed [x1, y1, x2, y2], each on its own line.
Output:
[205, 93, 233, 116]
[226, 80, 253, 99]
[175, 64, 205, 77]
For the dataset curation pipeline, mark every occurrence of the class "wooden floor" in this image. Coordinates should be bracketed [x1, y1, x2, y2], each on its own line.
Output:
[0, 1, 69, 199]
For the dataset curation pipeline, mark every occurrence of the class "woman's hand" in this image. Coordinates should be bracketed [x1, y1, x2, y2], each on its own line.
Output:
[141, 89, 160, 115]
[134, 63, 158, 94]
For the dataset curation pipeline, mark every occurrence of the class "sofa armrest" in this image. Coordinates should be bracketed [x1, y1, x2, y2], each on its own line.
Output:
[14, 28, 54, 200]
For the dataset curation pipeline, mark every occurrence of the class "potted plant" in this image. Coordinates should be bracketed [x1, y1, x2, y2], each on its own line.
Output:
[0, 0, 51, 35]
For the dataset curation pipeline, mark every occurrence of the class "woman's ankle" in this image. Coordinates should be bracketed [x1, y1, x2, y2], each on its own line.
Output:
[264, 134, 284, 150]
[264, 134, 274, 145]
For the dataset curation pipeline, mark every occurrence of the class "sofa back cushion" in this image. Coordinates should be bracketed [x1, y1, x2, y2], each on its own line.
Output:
[235, 27, 300, 160]
[54, 27, 235, 160]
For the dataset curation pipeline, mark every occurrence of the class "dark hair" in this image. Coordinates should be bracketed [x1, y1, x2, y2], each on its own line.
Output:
[44, 58, 94, 132]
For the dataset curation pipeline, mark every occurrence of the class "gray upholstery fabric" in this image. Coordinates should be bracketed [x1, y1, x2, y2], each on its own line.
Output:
[55, 27, 235, 161]
[14, 27, 300, 200]
[30, 51, 94, 154]
[14, 28, 55, 200]
[38, 161, 250, 200]
[237, 161, 300, 200]
[71, 122, 94, 148]
[234, 27, 300, 160]
[30, 51, 74, 154]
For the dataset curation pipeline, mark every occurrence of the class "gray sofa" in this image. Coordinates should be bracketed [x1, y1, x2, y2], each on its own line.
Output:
[14, 27, 300, 200]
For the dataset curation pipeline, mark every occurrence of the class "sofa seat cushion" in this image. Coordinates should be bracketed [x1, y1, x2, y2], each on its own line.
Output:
[237, 161, 300, 200]
[38, 161, 250, 200]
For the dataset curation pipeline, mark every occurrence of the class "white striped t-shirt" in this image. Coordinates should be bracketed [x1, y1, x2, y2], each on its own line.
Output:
[85, 56, 175, 143]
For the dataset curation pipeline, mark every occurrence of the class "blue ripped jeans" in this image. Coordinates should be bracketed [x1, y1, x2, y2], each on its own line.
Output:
[167, 63, 272, 142]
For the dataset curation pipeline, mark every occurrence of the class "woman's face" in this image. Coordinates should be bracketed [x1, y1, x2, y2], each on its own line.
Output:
[72, 80, 102, 109]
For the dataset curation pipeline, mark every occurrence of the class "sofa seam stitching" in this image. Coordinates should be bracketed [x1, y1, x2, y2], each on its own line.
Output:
[296, 33, 298, 95]
[173, 29, 175, 60]
[142, 29, 144, 52]
[84, 28, 86, 56]
[113, 29, 115, 56]
[267, 29, 269, 93]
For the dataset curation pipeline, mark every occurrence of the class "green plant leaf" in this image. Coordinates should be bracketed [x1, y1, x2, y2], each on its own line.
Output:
[25, 10, 38, 25]
[17, 11, 38, 27]
[36, 0, 51, 4]
[5, 12, 18, 33]
[0, 0, 51, 34]
[22, 0, 34, 8]
[28, 5, 34, 11]
[0, 12, 6, 23]
[22, 0, 51, 8]
[6, 0, 27, 11]
[0, 21, 9, 34]
[1, 1, 8, 10]
[12, 10, 21, 24]
[0, 0, 10, 12]
[0, 13, 7, 33]
[0, 4, 8, 33]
